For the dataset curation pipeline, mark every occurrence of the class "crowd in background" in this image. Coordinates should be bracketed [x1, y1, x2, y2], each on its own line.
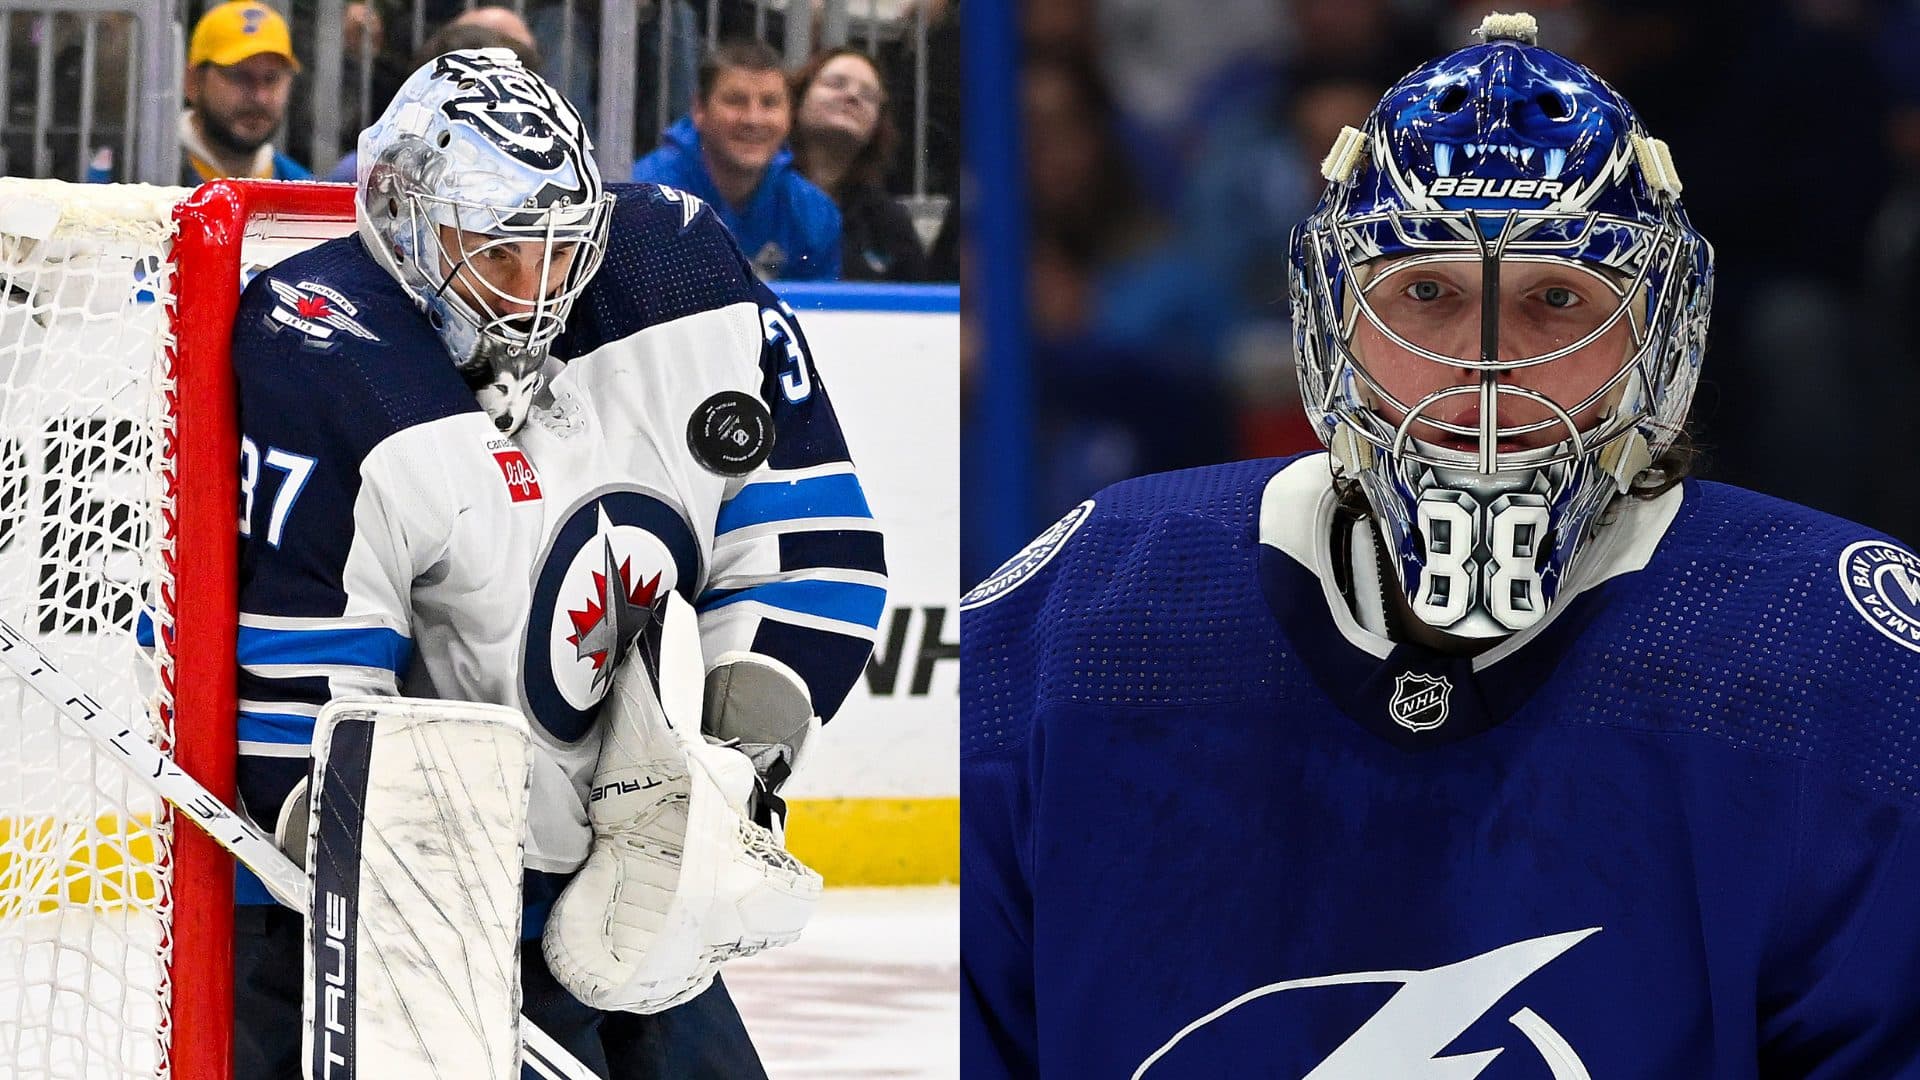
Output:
[6, 0, 959, 283]
[964, 0, 1920, 584]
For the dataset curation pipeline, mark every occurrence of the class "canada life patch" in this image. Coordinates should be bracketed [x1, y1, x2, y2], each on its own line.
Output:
[492, 449, 542, 503]
[960, 499, 1095, 610]
[1838, 540, 1920, 654]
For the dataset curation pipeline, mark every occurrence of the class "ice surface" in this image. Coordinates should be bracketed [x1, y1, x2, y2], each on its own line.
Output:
[728, 886, 958, 1079]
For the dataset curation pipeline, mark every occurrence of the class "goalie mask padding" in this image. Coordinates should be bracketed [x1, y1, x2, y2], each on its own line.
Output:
[303, 697, 534, 1080]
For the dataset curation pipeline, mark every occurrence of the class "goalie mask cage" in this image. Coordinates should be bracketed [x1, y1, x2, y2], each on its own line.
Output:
[0, 178, 355, 1080]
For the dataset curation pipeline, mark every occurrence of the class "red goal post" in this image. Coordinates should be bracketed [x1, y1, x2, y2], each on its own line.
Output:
[0, 178, 355, 1080]
[171, 180, 355, 1080]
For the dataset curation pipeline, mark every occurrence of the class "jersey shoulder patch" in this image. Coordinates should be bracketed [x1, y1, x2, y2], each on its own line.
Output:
[262, 277, 382, 345]
[962, 500, 1095, 611]
[1617, 480, 1920, 738]
[234, 235, 481, 460]
[1837, 539, 1920, 656]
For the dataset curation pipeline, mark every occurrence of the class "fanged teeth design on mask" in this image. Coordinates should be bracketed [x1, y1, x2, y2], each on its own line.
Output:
[1432, 143, 1557, 178]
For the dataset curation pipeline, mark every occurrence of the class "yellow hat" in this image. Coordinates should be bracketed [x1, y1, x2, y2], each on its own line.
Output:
[188, 1, 301, 72]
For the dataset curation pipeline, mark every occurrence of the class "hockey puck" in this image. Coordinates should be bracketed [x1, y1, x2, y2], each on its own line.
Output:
[687, 391, 774, 476]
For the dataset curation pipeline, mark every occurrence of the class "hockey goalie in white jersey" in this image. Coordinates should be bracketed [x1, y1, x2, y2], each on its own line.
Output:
[228, 49, 885, 1077]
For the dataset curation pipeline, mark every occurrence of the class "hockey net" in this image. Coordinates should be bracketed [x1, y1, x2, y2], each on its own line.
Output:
[0, 178, 354, 1080]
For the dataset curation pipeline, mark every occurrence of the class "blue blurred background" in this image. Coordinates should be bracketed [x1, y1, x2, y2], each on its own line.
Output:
[963, 0, 1920, 588]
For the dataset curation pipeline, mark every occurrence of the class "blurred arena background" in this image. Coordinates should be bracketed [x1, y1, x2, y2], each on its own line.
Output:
[963, 0, 1920, 587]
[1, 0, 957, 250]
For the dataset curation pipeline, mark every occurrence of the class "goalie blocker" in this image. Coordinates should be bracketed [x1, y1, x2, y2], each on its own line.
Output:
[302, 697, 535, 1080]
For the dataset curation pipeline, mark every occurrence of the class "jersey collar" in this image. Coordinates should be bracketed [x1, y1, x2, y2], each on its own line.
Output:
[1257, 453, 1684, 747]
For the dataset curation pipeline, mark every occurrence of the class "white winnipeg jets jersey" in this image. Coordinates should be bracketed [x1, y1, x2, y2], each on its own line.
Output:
[231, 185, 885, 911]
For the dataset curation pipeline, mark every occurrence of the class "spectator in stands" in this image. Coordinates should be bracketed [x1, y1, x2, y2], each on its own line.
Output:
[635, 39, 841, 281]
[325, 10, 543, 182]
[791, 47, 929, 281]
[180, 1, 310, 183]
[457, 3, 537, 45]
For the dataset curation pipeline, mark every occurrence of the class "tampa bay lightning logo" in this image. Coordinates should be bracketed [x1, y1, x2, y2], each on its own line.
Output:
[960, 499, 1094, 610]
[521, 486, 701, 742]
[1838, 540, 1920, 655]
[1134, 929, 1599, 1079]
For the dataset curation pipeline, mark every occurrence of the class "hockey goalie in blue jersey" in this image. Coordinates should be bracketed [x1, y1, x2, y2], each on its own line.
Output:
[229, 48, 884, 1077]
[962, 13, 1920, 1079]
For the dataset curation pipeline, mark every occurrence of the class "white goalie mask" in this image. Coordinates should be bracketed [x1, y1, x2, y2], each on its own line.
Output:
[357, 48, 614, 434]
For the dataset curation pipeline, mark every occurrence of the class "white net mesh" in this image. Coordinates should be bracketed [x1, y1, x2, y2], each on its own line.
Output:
[0, 178, 186, 1080]
[0, 178, 355, 1080]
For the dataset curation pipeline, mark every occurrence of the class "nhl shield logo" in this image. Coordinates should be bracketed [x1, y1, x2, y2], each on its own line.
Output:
[1390, 672, 1452, 732]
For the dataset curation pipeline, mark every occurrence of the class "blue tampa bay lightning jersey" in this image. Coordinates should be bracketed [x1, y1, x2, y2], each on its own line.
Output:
[961, 452, 1920, 1078]
[233, 183, 885, 922]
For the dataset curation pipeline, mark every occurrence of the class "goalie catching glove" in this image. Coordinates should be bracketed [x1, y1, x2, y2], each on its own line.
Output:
[542, 653, 823, 1013]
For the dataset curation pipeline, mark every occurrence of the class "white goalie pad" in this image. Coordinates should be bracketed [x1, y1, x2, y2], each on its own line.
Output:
[302, 697, 534, 1080]
[543, 657, 824, 1014]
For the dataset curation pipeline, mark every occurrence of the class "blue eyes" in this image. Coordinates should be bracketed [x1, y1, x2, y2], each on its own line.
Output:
[1402, 280, 1582, 308]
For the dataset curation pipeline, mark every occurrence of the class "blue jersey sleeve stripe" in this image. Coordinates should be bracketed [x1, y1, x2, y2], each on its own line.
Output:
[238, 709, 318, 746]
[236, 624, 412, 673]
[696, 580, 887, 627]
[135, 610, 156, 648]
[716, 474, 872, 535]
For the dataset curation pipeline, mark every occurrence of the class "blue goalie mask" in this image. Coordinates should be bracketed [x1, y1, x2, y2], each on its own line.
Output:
[1288, 13, 1713, 639]
[357, 48, 614, 433]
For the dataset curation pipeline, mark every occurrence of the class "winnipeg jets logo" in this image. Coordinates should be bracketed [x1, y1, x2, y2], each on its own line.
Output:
[1390, 671, 1452, 731]
[521, 487, 699, 741]
[1838, 540, 1920, 654]
[1134, 929, 1600, 1079]
[266, 280, 378, 347]
[565, 535, 665, 697]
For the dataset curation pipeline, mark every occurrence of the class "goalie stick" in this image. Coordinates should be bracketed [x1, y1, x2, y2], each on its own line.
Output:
[0, 616, 599, 1080]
